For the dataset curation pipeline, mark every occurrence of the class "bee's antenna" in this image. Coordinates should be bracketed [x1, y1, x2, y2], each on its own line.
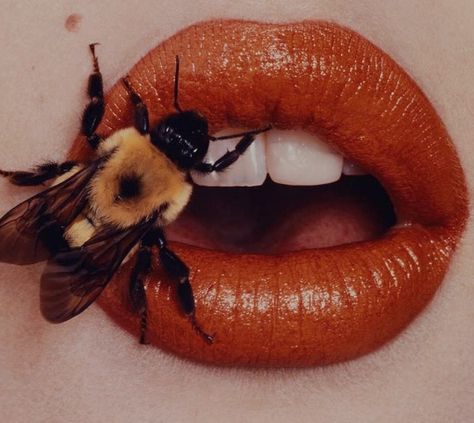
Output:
[208, 125, 273, 141]
[174, 55, 183, 113]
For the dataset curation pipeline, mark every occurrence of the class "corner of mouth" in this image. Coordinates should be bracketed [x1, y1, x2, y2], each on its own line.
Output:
[71, 19, 468, 367]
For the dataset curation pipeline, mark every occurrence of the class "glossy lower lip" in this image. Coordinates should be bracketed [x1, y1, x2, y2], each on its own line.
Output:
[69, 20, 468, 367]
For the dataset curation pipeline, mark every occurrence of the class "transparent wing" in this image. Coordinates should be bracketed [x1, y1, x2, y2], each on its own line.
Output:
[0, 162, 101, 265]
[40, 218, 155, 323]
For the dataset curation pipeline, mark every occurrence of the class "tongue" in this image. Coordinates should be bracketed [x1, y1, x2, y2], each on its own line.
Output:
[166, 176, 396, 254]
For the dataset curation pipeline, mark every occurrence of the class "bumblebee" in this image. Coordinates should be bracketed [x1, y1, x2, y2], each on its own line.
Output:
[0, 44, 270, 344]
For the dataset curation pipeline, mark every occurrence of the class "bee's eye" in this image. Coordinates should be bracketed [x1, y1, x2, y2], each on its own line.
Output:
[116, 174, 142, 201]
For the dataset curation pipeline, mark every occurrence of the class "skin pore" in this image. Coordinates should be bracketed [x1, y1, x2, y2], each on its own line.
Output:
[0, 1, 473, 422]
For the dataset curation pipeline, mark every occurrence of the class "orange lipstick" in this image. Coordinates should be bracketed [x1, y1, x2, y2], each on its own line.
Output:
[70, 20, 468, 367]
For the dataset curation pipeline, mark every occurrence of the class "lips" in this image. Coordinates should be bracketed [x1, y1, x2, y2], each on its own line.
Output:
[69, 20, 468, 367]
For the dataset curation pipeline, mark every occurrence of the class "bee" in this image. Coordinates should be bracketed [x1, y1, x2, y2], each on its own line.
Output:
[0, 44, 270, 344]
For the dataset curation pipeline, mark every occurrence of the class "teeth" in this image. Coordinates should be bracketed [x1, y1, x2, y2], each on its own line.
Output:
[191, 128, 267, 187]
[266, 129, 343, 185]
[342, 160, 368, 176]
[191, 128, 357, 187]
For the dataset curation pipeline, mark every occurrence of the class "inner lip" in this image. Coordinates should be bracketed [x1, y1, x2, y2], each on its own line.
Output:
[167, 175, 396, 254]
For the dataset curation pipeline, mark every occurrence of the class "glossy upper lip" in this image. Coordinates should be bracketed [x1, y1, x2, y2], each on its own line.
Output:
[69, 20, 468, 367]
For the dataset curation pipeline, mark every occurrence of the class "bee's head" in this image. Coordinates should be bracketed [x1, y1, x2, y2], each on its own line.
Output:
[150, 110, 210, 170]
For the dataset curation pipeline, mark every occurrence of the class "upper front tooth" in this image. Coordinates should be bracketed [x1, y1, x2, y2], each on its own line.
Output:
[191, 128, 267, 187]
[266, 129, 343, 185]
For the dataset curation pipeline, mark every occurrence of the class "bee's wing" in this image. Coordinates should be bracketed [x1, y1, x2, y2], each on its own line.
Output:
[0, 161, 101, 265]
[40, 218, 155, 323]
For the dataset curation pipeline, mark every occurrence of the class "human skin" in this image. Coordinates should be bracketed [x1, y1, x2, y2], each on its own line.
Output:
[0, 1, 473, 422]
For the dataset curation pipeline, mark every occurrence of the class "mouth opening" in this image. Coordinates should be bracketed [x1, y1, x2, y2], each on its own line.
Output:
[167, 175, 396, 254]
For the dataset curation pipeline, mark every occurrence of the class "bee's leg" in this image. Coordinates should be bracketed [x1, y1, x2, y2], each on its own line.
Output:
[196, 125, 272, 173]
[129, 241, 153, 344]
[152, 229, 214, 344]
[81, 43, 105, 150]
[122, 76, 150, 135]
[193, 133, 256, 173]
[0, 161, 76, 186]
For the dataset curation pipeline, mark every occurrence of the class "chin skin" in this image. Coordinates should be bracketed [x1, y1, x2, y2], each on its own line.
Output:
[0, 1, 473, 422]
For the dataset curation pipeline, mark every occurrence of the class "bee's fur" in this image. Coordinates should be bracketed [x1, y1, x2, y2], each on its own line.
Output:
[52, 127, 192, 248]
[90, 127, 192, 230]
[65, 216, 96, 248]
